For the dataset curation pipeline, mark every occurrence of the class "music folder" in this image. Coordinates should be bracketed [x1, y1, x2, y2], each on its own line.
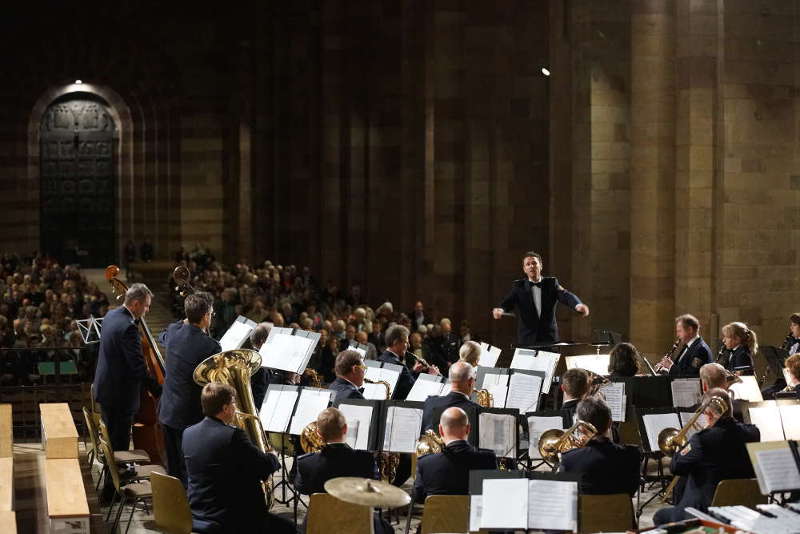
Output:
[475, 367, 510, 407]
[363, 362, 401, 400]
[746, 440, 800, 495]
[637, 407, 681, 453]
[477, 407, 520, 459]
[378, 400, 424, 454]
[744, 399, 800, 441]
[598, 381, 626, 422]
[525, 409, 570, 460]
[565, 353, 611, 377]
[615, 375, 672, 408]
[347, 341, 369, 359]
[287, 387, 334, 436]
[259, 384, 300, 433]
[478, 342, 502, 367]
[468, 469, 525, 532]
[336, 399, 382, 451]
[729, 375, 764, 403]
[218, 315, 257, 352]
[259, 327, 319, 374]
[505, 369, 545, 414]
[404, 373, 447, 402]
[510, 348, 560, 394]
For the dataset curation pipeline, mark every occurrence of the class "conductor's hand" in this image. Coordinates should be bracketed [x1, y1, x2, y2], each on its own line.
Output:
[491, 307, 504, 320]
[575, 303, 590, 317]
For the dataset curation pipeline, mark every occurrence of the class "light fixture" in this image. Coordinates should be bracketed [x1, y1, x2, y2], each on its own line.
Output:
[541, 68, 550, 77]
[74, 79, 83, 84]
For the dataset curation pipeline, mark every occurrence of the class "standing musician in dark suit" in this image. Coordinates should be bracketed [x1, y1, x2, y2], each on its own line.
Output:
[158, 292, 221, 485]
[378, 324, 439, 400]
[491, 251, 590, 346]
[421, 361, 480, 432]
[719, 321, 757, 375]
[183, 383, 296, 534]
[294, 408, 392, 534]
[657, 314, 713, 378]
[558, 396, 640, 496]
[413, 406, 497, 502]
[328, 350, 366, 404]
[93, 283, 159, 452]
[560, 368, 590, 423]
[653, 388, 760, 526]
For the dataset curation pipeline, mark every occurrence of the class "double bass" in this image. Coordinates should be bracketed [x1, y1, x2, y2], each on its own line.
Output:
[105, 265, 166, 464]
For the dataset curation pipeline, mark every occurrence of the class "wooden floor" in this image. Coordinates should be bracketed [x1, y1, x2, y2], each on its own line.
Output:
[11, 438, 664, 533]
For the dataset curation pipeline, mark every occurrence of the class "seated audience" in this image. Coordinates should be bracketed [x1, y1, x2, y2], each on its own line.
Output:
[421, 361, 480, 432]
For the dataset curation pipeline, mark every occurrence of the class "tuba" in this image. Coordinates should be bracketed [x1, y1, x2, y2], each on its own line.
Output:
[194, 349, 275, 509]
[538, 420, 598, 464]
[300, 421, 325, 453]
[415, 429, 445, 457]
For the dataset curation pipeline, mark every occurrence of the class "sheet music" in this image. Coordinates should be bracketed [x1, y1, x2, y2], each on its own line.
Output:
[478, 344, 502, 367]
[528, 478, 578, 532]
[749, 404, 785, 442]
[527, 416, 564, 459]
[678, 411, 708, 440]
[405, 375, 445, 402]
[468, 495, 482, 532]
[730, 375, 763, 402]
[362, 383, 390, 400]
[478, 412, 516, 458]
[565, 354, 611, 376]
[288, 388, 332, 435]
[510, 349, 560, 395]
[480, 478, 528, 529]
[505, 372, 542, 413]
[486, 385, 508, 408]
[382, 406, 423, 453]
[364, 367, 401, 396]
[439, 381, 452, 396]
[754, 447, 800, 493]
[338, 403, 374, 450]
[259, 333, 314, 373]
[259, 386, 298, 433]
[778, 403, 800, 440]
[479, 372, 509, 389]
[219, 316, 256, 352]
[642, 413, 681, 453]
[671, 378, 701, 408]
[348, 344, 367, 359]
[599, 382, 626, 422]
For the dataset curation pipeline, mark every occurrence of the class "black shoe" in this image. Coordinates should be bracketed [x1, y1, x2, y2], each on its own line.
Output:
[99, 485, 115, 506]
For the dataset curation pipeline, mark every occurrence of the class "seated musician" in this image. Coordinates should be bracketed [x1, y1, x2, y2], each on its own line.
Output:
[656, 314, 713, 378]
[294, 408, 392, 534]
[379, 324, 439, 400]
[653, 388, 760, 526]
[328, 349, 366, 404]
[607, 342, 640, 378]
[699, 363, 743, 421]
[183, 383, 296, 534]
[413, 406, 497, 503]
[560, 368, 590, 422]
[421, 360, 480, 431]
[558, 396, 639, 495]
[719, 321, 757, 375]
[248, 323, 271, 409]
[458, 340, 481, 367]
[778, 354, 800, 398]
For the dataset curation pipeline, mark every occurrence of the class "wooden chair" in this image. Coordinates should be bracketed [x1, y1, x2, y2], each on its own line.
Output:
[306, 493, 372, 534]
[420, 495, 469, 534]
[99, 440, 153, 534]
[578, 493, 636, 534]
[711, 478, 767, 508]
[151, 471, 196, 534]
[81, 407, 99, 468]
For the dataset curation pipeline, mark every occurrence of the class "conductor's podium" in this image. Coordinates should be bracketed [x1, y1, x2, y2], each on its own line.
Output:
[40, 403, 89, 533]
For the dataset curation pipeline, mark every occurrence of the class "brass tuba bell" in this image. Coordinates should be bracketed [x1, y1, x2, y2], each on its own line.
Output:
[415, 429, 445, 457]
[537, 420, 598, 464]
[300, 421, 326, 453]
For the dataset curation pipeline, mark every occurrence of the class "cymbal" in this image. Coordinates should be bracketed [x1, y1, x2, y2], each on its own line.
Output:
[324, 477, 410, 508]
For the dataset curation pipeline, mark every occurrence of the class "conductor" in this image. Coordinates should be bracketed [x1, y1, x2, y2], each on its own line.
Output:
[492, 251, 589, 346]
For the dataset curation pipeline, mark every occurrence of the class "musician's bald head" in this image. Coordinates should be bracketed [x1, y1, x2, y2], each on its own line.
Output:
[699, 363, 727, 392]
[439, 407, 470, 442]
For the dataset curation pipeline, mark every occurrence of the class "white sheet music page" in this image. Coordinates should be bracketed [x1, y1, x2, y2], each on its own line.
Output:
[259, 333, 313, 373]
[678, 411, 708, 440]
[478, 412, 516, 458]
[486, 385, 508, 408]
[671, 378, 702, 408]
[479, 371, 509, 389]
[338, 403, 374, 450]
[362, 382, 390, 400]
[478, 344, 502, 367]
[754, 446, 800, 493]
[505, 373, 542, 413]
[749, 403, 785, 442]
[528, 478, 578, 532]
[510, 349, 559, 394]
[599, 382, 626, 422]
[405, 374, 445, 402]
[382, 406, 423, 453]
[259, 387, 298, 433]
[480, 478, 528, 530]
[642, 413, 681, 453]
[219, 318, 255, 352]
[527, 415, 564, 459]
[730, 375, 764, 402]
[288, 388, 332, 435]
[565, 354, 611, 376]
[364, 366, 401, 397]
[777, 403, 800, 440]
[468, 495, 482, 532]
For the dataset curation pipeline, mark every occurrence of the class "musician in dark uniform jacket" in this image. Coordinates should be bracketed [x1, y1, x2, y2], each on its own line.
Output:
[328, 350, 366, 404]
[378, 324, 440, 400]
[93, 283, 158, 452]
[777, 354, 800, 399]
[558, 397, 640, 495]
[559, 368, 590, 423]
[158, 292, 221, 485]
[414, 407, 497, 503]
[492, 251, 589, 346]
[294, 408, 392, 534]
[719, 321, 757, 375]
[421, 361, 480, 432]
[653, 388, 760, 526]
[658, 314, 713, 378]
[183, 383, 296, 534]
[248, 323, 272, 409]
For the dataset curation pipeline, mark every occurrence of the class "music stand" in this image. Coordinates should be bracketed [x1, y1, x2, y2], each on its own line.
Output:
[76, 315, 103, 344]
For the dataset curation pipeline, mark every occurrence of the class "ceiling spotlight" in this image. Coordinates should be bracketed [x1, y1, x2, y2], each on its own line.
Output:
[541, 68, 550, 77]
[74, 79, 83, 84]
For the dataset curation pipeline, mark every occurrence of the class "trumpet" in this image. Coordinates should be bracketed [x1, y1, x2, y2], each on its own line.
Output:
[538, 420, 598, 464]
[364, 378, 392, 399]
[654, 339, 680, 374]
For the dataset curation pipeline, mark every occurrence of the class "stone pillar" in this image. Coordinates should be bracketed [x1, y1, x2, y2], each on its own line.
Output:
[630, 1, 676, 355]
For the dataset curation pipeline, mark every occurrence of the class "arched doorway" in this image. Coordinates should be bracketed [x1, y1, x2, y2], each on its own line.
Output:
[39, 94, 117, 266]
